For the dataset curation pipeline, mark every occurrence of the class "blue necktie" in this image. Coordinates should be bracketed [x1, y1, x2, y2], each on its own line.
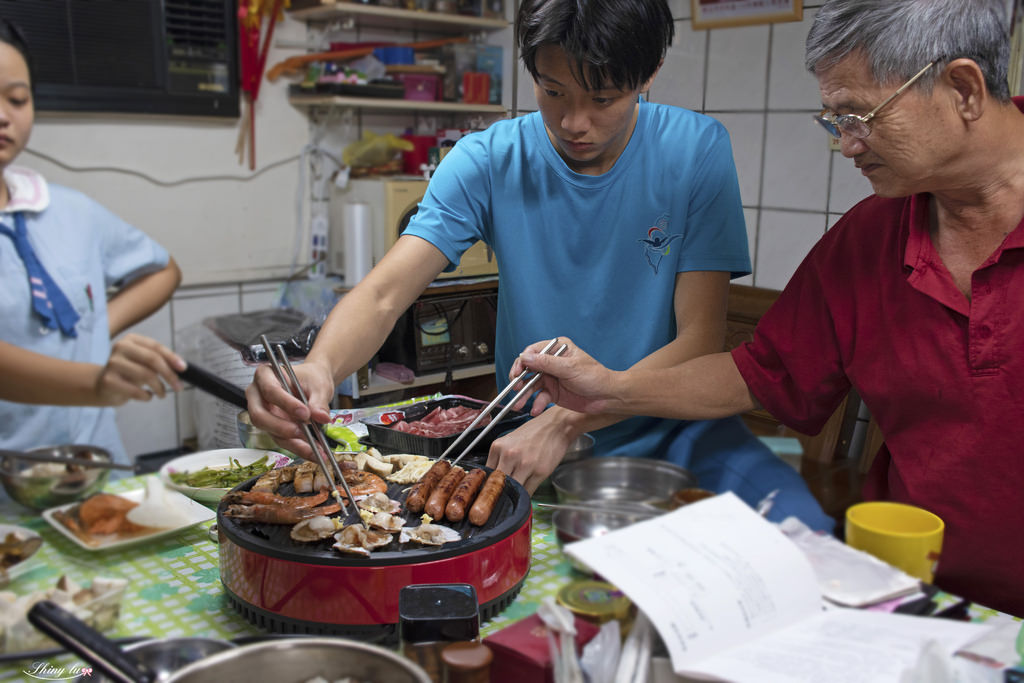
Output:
[0, 212, 80, 337]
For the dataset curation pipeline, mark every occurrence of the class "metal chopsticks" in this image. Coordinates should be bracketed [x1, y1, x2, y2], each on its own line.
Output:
[448, 341, 568, 468]
[258, 335, 366, 528]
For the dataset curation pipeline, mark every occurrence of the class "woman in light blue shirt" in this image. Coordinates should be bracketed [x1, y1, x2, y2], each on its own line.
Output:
[0, 18, 185, 464]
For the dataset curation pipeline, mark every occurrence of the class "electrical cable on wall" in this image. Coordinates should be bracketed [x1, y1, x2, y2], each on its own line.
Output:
[291, 145, 344, 280]
[290, 110, 349, 281]
[23, 147, 300, 187]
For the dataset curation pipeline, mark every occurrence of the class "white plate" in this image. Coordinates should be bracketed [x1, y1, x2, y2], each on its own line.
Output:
[158, 448, 294, 505]
[0, 524, 43, 583]
[41, 488, 215, 551]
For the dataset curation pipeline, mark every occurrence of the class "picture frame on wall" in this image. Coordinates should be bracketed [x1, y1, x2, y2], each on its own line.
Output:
[691, 0, 803, 30]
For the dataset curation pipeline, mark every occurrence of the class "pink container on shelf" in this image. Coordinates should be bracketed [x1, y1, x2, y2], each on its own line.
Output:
[400, 73, 441, 101]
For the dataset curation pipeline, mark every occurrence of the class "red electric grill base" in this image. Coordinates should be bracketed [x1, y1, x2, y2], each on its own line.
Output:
[223, 575, 526, 645]
[217, 463, 533, 644]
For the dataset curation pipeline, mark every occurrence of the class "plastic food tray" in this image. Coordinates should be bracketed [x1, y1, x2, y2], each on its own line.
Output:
[360, 396, 528, 458]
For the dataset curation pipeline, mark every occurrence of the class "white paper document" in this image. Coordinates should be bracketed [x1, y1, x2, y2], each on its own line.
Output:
[565, 492, 992, 683]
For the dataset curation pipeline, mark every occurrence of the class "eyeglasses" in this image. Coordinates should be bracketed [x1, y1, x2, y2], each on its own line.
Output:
[814, 60, 938, 139]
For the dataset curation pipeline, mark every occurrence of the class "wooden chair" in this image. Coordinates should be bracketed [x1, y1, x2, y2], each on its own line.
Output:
[725, 284, 870, 519]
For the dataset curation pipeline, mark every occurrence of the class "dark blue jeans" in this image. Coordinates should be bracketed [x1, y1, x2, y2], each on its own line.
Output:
[662, 415, 836, 533]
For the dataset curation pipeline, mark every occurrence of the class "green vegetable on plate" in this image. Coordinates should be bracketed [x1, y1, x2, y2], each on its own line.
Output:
[168, 456, 274, 489]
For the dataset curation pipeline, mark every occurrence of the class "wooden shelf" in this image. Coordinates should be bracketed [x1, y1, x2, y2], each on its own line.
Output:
[289, 94, 506, 114]
[353, 362, 495, 397]
[289, 3, 508, 33]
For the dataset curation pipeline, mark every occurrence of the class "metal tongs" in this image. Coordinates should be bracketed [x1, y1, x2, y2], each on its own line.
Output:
[442, 338, 567, 467]
[258, 334, 366, 528]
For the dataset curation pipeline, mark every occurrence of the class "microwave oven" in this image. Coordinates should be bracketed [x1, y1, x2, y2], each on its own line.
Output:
[378, 288, 498, 373]
[327, 177, 498, 281]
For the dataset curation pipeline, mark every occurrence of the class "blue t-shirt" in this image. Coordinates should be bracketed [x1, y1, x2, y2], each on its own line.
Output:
[403, 100, 750, 458]
[0, 175, 169, 463]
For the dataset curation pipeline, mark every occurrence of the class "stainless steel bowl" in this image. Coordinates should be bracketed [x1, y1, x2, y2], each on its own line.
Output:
[532, 433, 596, 500]
[550, 456, 696, 508]
[561, 433, 595, 464]
[552, 507, 656, 543]
[171, 637, 431, 683]
[0, 445, 112, 510]
[552, 506, 661, 573]
[31, 598, 429, 683]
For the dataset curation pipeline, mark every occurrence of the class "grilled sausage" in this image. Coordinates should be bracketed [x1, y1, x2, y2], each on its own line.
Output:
[425, 466, 466, 520]
[468, 469, 506, 526]
[405, 459, 451, 514]
[445, 468, 487, 523]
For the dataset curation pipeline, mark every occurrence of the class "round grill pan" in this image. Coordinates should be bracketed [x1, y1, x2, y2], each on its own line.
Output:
[217, 463, 532, 641]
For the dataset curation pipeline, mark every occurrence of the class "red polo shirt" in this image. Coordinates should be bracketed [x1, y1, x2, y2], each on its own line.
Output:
[732, 98, 1024, 616]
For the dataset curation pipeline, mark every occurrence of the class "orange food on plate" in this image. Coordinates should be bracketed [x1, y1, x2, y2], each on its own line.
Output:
[76, 493, 147, 535]
[54, 493, 151, 545]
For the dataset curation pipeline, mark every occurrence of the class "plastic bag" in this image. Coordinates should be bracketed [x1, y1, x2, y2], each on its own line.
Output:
[537, 597, 585, 683]
[580, 620, 622, 683]
[203, 308, 319, 363]
[342, 130, 414, 169]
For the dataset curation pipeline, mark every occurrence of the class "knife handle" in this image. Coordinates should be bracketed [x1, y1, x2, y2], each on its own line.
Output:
[28, 600, 155, 683]
[177, 362, 248, 410]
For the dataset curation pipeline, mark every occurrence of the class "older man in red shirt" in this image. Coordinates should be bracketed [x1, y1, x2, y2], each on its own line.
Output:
[512, 0, 1024, 617]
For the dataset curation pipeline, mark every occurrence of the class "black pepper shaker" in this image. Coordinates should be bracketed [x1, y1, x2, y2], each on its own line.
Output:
[399, 584, 481, 683]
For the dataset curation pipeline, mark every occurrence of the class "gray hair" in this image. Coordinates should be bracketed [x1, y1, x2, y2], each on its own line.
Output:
[805, 0, 1012, 101]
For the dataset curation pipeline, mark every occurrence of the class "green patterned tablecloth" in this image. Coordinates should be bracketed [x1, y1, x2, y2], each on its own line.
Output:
[3, 475, 1010, 681]
[0, 475, 576, 680]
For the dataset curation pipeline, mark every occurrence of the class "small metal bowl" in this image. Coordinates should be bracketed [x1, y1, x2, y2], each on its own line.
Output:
[561, 433, 595, 464]
[0, 445, 112, 511]
[550, 456, 696, 508]
[533, 433, 596, 500]
[552, 507, 656, 573]
[552, 507, 657, 543]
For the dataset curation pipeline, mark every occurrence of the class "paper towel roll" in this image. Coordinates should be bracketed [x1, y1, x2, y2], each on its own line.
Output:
[343, 202, 373, 287]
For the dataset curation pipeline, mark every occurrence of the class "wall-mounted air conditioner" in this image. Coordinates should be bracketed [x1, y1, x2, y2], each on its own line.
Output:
[0, 0, 239, 118]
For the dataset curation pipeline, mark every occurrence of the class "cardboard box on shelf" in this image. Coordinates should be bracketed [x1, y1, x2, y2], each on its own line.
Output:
[461, 72, 490, 104]
[475, 44, 503, 104]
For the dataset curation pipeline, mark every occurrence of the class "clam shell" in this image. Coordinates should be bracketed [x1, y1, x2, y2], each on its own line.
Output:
[331, 524, 392, 555]
[399, 523, 461, 546]
[289, 515, 337, 542]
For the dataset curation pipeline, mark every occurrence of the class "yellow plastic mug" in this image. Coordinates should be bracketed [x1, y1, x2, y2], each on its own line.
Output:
[845, 501, 944, 583]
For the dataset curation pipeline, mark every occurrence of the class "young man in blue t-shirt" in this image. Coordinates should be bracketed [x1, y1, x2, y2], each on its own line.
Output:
[248, 0, 833, 530]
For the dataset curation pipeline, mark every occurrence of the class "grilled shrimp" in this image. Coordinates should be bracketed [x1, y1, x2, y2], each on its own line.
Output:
[222, 489, 329, 508]
[343, 470, 388, 497]
[223, 501, 342, 524]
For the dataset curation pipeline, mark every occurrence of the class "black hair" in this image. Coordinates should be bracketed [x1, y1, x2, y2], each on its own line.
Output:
[0, 17, 34, 88]
[516, 0, 674, 92]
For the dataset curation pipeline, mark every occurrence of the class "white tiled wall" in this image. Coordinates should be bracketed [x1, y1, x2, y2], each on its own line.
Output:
[705, 26, 771, 111]
[114, 1, 882, 457]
